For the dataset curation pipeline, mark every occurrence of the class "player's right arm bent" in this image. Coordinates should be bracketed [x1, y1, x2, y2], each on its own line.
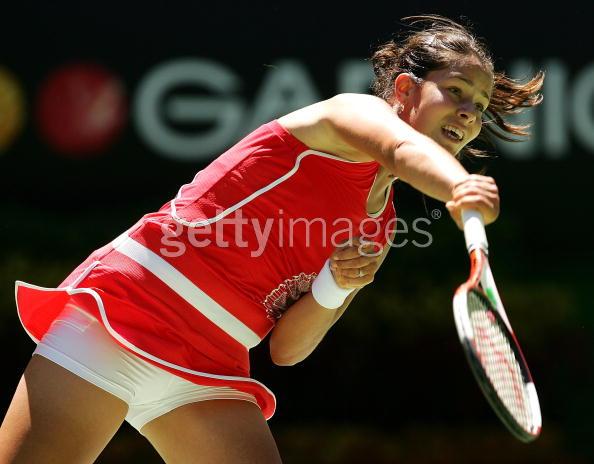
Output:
[269, 238, 390, 366]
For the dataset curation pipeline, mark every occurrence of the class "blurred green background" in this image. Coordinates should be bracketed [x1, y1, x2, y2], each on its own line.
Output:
[1, 1, 592, 462]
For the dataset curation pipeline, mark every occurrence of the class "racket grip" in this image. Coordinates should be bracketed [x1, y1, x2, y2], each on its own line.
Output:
[462, 210, 489, 253]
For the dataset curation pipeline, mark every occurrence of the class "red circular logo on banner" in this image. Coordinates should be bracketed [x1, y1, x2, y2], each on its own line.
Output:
[36, 63, 127, 157]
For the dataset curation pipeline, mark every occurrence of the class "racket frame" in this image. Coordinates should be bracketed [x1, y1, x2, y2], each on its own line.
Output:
[453, 210, 542, 442]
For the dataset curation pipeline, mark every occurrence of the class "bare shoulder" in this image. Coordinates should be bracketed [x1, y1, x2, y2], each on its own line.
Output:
[277, 94, 392, 162]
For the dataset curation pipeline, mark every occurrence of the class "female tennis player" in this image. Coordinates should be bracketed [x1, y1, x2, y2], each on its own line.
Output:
[0, 15, 543, 463]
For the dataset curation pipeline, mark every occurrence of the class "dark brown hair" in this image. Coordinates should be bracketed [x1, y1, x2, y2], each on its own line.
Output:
[371, 15, 544, 158]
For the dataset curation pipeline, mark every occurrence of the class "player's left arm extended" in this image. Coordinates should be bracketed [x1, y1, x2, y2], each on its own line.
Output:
[269, 231, 395, 366]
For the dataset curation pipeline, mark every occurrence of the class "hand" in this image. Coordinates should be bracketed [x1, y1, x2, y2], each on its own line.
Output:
[329, 237, 383, 289]
[446, 174, 500, 229]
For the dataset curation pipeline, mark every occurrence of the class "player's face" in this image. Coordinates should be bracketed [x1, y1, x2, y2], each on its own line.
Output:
[405, 61, 493, 155]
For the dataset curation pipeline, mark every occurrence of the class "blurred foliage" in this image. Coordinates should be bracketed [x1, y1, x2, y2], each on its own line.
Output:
[93, 422, 590, 463]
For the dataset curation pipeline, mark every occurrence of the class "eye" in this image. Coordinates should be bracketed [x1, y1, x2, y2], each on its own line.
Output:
[448, 86, 462, 96]
[475, 102, 486, 113]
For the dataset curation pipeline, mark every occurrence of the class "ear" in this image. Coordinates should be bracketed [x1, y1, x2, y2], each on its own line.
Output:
[393, 73, 417, 106]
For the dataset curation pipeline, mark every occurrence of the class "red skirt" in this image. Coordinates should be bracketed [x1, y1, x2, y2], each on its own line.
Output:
[15, 240, 276, 420]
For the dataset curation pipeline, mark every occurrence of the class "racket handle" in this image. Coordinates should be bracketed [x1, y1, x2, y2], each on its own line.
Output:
[462, 210, 489, 253]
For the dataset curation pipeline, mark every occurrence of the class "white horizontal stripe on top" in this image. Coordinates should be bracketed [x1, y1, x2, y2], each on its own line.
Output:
[112, 234, 261, 349]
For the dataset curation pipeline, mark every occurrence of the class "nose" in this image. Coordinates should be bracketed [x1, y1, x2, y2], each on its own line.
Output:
[456, 103, 477, 125]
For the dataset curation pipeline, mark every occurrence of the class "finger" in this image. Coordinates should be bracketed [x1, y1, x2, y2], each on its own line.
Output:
[332, 242, 377, 261]
[332, 256, 379, 270]
[331, 268, 349, 289]
[446, 202, 464, 230]
[335, 273, 374, 289]
[452, 184, 499, 200]
[452, 195, 495, 211]
[335, 236, 367, 247]
[342, 263, 377, 278]
[451, 192, 499, 212]
[451, 187, 499, 209]
[331, 267, 353, 289]
[446, 200, 463, 215]
[453, 178, 499, 196]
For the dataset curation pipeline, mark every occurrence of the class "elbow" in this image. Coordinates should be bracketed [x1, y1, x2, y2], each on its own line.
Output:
[269, 339, 307, 366]
[269, 345, 303, 366]
[271, 354, 301, 367]
[391, 139, 416, 177]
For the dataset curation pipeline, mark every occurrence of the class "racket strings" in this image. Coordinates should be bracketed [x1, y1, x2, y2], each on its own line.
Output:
[467, 292, 531, 430]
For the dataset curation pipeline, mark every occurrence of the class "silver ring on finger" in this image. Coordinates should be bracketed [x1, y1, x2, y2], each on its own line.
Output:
[358, 269, 364, 277]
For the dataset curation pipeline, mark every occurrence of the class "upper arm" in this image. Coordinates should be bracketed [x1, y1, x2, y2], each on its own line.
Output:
[277, 93, 426, 171]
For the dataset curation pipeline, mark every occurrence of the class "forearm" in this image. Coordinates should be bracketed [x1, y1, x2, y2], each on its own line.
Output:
[391, 136, 469, 202]
[330, 287, 360, 328]
[269, 289, 358, 366]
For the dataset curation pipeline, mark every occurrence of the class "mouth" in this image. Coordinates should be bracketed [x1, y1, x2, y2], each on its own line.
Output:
[441, 125, 464, 143]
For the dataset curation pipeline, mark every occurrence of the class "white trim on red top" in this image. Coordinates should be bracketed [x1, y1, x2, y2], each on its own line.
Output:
[170, 149, 369, 228]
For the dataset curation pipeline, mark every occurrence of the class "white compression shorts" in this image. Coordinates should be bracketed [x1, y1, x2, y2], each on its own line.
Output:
[32, 303, 257, 433]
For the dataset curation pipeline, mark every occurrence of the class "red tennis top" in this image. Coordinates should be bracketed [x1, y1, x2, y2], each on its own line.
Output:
[15, 120, 397, 420]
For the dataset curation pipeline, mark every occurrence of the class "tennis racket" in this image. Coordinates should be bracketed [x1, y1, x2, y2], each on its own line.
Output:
[453, 209, 541, 442]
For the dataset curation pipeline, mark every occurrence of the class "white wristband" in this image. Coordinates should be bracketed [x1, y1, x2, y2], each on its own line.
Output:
[311, 259, 355, 309]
